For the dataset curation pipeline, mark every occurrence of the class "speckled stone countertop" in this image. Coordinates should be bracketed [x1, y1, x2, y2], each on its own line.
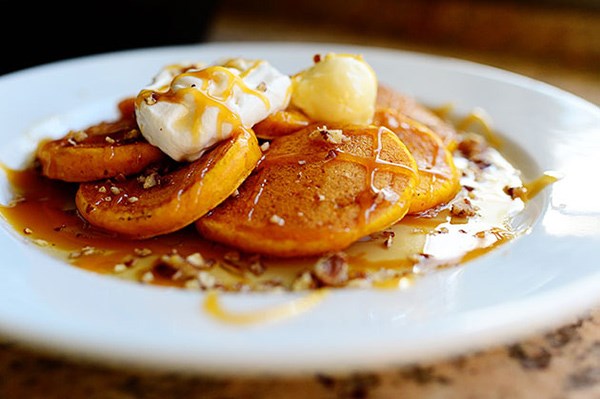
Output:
[2, 9, 600, 398]
[2, 309, 600, 398]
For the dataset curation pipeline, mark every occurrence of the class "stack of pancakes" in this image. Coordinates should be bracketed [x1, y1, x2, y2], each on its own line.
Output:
[37, 86, 460, 257]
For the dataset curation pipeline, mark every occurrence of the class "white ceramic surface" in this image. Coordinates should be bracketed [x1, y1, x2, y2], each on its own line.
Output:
[0, 43, 599, 375]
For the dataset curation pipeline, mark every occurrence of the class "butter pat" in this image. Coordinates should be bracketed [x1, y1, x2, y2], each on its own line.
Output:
[291, 54, 377, 125]
[136, 59, 291, 162]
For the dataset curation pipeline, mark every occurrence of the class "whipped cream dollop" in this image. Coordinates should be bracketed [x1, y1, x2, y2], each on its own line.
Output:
[136, 59, 291, 161]
[291, 53, 377, 125]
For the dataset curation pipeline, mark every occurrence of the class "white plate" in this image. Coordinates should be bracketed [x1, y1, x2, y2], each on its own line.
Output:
[1, 43, 599, 375]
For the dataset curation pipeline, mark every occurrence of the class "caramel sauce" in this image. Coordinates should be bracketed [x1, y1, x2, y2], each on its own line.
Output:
[317, 128, 416, 225]
[459, 228, 514, 263]
[372, 275, 414, 290]
[431, 103, 455, 120]
[377, 109, 450, 180]
[247, 176, 268, 221]
[254, 127, 417, 226]
[137, 64, 272, 142]
[524, 171, 561, 199]
[0, 141, 529, 292]
[457, 109, 502, 147]
[0, 166, 236, 278]
[0, 111, 539, 293]
[203, 289, 328, 325]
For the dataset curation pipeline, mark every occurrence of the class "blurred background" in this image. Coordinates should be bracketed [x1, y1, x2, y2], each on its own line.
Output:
[1, 0, 598, 103]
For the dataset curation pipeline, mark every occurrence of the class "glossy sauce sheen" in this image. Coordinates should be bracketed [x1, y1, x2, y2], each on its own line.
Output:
[253, 126, 417, 226]
[203, 290, 329, 324]
[0, 138, 530, 291]
[332, 127, 416, 224]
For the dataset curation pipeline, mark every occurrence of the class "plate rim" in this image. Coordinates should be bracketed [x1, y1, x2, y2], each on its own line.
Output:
[1, 41, 599, 375]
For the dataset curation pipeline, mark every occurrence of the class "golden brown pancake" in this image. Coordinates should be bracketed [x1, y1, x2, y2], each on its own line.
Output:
[374, 108, 460, 213]
[197, 124, 418, 257]
[37, 118, 165, 182]
[76, 128, 261, 238]
[377, 84, 458, 150]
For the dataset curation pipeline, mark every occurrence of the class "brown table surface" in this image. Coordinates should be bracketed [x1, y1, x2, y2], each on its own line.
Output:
[2, 13, 600, 399]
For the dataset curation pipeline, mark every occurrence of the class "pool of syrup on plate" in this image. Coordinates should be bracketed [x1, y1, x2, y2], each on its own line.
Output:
[0, 140, 541, 292]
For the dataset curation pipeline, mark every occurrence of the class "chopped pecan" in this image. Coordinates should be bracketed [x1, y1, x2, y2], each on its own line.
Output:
[313, 252, 349, 287]
[450, 198, 478, 218]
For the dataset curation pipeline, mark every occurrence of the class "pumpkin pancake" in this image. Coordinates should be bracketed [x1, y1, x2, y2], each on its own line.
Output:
[377, 84, 458, 150]
[253, 109, 311, 140]
[374, 108, 460, 214]
[76, 128, 261, 238]
[37, 117, 165, 182]
[197, 124, 418, 257]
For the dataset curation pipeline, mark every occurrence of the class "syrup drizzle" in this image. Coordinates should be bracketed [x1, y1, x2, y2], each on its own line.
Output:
[247, 176, 268, 221]
[376, 108, 450, 180]
[203, 289, 329, 325]
[137, 64, 272, 141]
[251, 127, 417, 225]
[457, 109, 502, 147]
[524, 171, 561, 199]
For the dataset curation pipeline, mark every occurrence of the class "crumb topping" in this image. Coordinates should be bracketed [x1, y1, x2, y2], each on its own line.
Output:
[144, 94, 157, 105]
[310, 125, 350, 144]
[186, 252, 205, 267]
[67, 130, 88, 145]
[256, 81, 267, 92]
[382, 231, 395, 248]
[504, 185, 528, 200]
[141, 173, 158, 189]
[114, 264, 127, 272]
[450, 197, 479, 218]
[141, 271, 154, 282]
[198, 271, 216, 289]
[124, 129, 140, 140]
[269, 214, 285, 226]
[134, 248, 152, 257]
[292, 271, 317, 291]
[69, 246, 101, 259]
